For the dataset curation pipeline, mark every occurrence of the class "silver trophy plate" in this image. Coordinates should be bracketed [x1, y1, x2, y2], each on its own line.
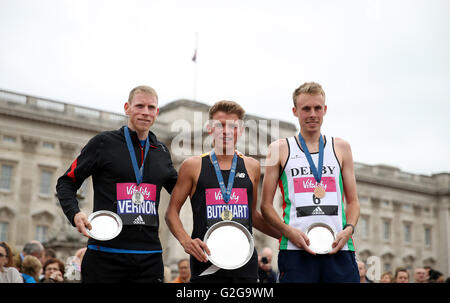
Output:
[86, 210, 123, 241]
[306, 223, 335, 254]
[203, 221, 254, 270]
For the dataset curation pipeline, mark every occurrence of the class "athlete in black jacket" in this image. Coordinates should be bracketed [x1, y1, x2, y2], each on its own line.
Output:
[56, 86, 177, 282]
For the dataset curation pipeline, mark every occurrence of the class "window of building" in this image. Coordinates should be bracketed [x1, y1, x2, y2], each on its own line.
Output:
[0, 221, 8, 242]
[361, 217, 369, 239]
[42, 142, 55, 149]
[383, 219, 391, 241]
[2, 135, 16, 144]
[383, 263, 392, 273]
[424, 227, 432, 248]
[404, 222, 412, 244]
[35, 225, 48, 243]
[0, 164, 13, 190]
[359, 196, 369, 204]
[405, 265, 413, 274]
[39, 170, 53, 196]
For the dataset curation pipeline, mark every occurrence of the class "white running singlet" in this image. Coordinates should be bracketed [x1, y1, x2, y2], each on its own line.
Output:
[278, 135, 355, 251]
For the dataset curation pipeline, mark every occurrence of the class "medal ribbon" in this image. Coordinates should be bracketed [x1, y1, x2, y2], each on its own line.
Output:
[210, 150, 238, 204]
[124, 126, 150, 186]
[298, 132, 324, 184]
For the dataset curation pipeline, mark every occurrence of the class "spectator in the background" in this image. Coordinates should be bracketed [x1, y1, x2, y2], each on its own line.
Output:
[171, 259, 191, 283]
[258, 247, 276, 283]
[394, 267, 409, 283]
[40, 258, 65, 283]
[42, 247, 57, 265]
[424, 266, 431, 281]
[75, 247, 86, 260]
[380, 272, 393, 283]
[5, 243, 22, 273]
[0, 242, 23, 283]
[413, 267, 428, 283]
[21, 255, 42, 283]
[428, 269, 445, 283]
[21, 241, 44, 264]
[357, 260, 373, 283]
[74, 247, 86, 269]
[64, 247, 88, 282]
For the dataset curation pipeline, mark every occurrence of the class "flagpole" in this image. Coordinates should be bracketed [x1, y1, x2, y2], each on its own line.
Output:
[193, 32, 198, 101]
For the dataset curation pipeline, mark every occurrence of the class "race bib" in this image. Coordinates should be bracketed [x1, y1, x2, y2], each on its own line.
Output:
[116, 183, 158, 226]
[205, 188, 250, 228]
[293, 177, 338, 217]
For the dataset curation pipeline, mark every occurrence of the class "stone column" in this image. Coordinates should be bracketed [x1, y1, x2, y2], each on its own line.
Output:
[436, 197, 450, 276]
[17, 135, 39, 245]
[413, 204, 423, 266]
[433, 173, 450, 276]
[392, 200, 402, 262]
[370, 197, 381, 257]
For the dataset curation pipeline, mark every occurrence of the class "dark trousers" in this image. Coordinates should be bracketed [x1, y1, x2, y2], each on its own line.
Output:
[278, 250, 360, 283]
[81, 248, 163, 283]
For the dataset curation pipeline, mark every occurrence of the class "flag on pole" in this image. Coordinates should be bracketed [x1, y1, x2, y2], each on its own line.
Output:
[192, 48, 197, 62]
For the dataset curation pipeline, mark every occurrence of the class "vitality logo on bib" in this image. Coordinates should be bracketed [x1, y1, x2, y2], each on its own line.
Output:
[293, 177, 336, 194]
[205, 188, 249, 220]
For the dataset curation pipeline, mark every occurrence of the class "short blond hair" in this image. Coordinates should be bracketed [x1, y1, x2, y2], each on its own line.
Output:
[292, 82, 326, 107]
[209, 100, 245, 120]
[128, 85, 158, 104]
[22, 255, 42, 281]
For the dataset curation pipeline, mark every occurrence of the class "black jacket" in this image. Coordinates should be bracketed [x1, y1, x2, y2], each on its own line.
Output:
[56, 126, 178, 251]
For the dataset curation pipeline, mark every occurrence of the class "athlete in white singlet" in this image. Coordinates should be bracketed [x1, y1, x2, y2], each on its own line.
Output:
[261, 82, 360, 283]
[279, 135, 355, 252]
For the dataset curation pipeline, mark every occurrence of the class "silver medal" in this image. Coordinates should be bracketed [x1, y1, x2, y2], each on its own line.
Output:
[132, 191, 144, 205]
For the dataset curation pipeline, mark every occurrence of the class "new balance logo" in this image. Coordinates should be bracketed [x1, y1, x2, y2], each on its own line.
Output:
[236, 173, 246, 178]
[312, 207, 325, 215]
[133, 215, 145, 225]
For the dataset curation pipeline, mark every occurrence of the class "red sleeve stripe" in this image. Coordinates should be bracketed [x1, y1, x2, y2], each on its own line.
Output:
[67, 159, 77, 183]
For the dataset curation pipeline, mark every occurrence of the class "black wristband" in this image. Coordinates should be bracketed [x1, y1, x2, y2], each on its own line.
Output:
[344, 224, 355, 235]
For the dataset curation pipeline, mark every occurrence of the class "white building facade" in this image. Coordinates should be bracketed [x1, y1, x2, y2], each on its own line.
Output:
[0, 89, 448, 278]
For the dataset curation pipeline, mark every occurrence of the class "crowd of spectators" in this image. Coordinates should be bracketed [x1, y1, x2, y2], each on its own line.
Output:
[1, 241, 448, 283]
[0, 240, 85, 283]
[357, 259, 448, 283]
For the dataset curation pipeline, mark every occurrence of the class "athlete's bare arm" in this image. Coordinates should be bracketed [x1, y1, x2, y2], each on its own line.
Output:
[243, 156, 281, 239]
[261, 139, 316, 254]
[329, 138, 360, 254]
[164, 156, 210, 262]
